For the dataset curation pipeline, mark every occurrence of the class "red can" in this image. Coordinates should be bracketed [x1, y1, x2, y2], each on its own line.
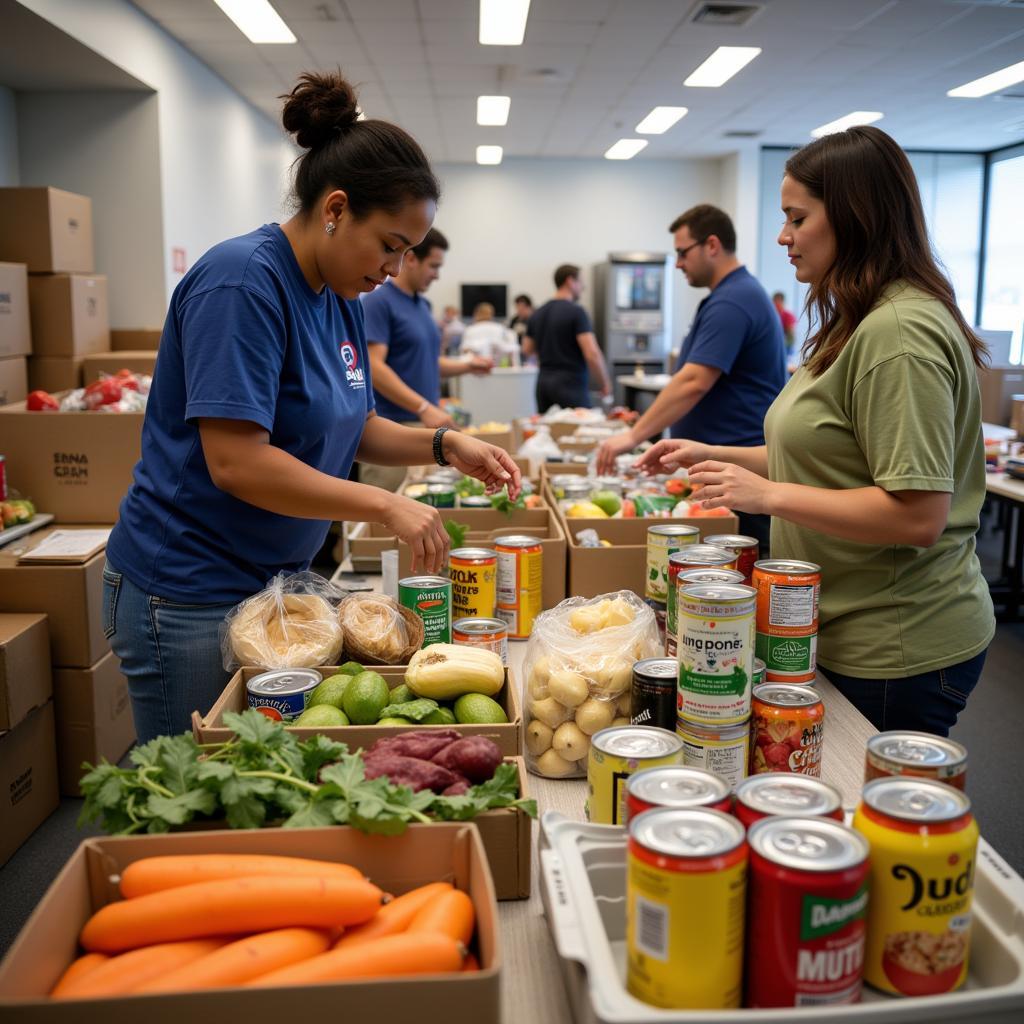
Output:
[750, 683, 824, 777]
[707, 534, 759, 585]
[745, 816, 870, 1007]
[733, 773, 844, 830]
[625, 765, 732, 822]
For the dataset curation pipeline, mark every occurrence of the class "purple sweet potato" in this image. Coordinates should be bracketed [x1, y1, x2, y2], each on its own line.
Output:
[441, 775, 471, 797]
[430, 736, 503, 784]
[362, 751, 459, 793]
[366, 729, 461, 761]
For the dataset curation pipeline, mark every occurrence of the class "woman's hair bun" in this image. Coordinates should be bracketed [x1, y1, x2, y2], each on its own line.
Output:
[281, 70, 360, 150]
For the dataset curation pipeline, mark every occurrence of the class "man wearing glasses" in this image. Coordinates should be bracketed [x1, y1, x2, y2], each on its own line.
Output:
[595, 205, 785, 547]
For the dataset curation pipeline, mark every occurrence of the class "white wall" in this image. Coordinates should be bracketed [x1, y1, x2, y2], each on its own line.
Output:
[17, 91, 166, 327]
[717, 145, 761, 273]
[18, 0, 296, 305]
[0, 85, 17, 185]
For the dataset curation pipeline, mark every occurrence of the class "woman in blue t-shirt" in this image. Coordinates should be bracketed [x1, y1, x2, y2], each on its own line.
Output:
[104, 71, 520, 744]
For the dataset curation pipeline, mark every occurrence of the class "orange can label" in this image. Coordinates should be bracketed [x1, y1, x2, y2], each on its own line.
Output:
[753, 560, 820, 683]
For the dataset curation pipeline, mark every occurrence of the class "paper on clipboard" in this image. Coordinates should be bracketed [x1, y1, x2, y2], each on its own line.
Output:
[17, 529, 112, 564]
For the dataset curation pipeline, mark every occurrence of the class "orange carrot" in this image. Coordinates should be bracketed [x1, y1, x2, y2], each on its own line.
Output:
[406, 888, 475, 946]
[80, 875, 383, 954]
[135, 928, 330, 993]
[245, 932, 464, 988]
[120, 854, 364, 899]
[332, 882, 453, 949]
[50, 953, 109, 996]
[462, 952, 480, 973]
[53, 940, 225, 999]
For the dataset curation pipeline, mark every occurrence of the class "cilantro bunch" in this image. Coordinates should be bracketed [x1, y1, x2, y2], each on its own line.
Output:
[79, 710, 536, 836]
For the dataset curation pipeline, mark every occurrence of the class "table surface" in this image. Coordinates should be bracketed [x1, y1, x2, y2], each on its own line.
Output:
[986, 470, 1024, 503]
[617, 373, 671, 391]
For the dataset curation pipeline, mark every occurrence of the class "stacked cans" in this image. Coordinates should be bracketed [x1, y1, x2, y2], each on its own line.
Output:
[644, 525, 700, 641]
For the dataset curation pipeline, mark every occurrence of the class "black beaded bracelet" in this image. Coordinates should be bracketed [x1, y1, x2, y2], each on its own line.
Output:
[433, 426, 451, 466]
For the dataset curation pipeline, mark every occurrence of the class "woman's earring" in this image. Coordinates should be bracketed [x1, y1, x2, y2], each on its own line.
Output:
[325, 222, 336, 236]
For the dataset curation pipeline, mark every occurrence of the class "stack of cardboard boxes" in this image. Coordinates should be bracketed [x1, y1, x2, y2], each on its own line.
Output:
[0, 261, 30, 404]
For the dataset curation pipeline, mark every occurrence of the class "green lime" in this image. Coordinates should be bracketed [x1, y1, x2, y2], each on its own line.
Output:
[307, 673, 353, 709]
[387, 683, 415, 705]
[453, 693, 508, 725]
[338, 661, 365, 676]
[293, 704, 349, 727]
[342, 671, 391, 725]
[376, 716, 415, 727]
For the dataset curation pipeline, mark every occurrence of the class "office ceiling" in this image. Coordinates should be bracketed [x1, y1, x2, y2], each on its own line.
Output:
[129, 0, 1024, 161]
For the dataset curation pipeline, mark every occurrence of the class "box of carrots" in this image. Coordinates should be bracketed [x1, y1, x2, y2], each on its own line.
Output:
[0, 822, 499, 1022]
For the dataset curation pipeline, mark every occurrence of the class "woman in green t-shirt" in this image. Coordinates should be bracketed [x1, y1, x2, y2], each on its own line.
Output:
[637, 126, 994, 737]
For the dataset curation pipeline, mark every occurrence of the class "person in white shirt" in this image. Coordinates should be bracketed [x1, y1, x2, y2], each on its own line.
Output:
[460, 302, 520, 366]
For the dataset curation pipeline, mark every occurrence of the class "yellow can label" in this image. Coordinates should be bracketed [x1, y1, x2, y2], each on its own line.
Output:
[627, 849, 746, 1008]
[852, 806, 978, 997]
[496, 546, 542, 637]
[450, 557, 497, 619]
[586, 746, 683, 826]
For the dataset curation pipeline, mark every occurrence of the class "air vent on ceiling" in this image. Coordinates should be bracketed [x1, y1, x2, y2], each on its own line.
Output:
[688, 2, 764, 27]
[994, 91, 1024, 100]
[947, 1, 1024, 8]
[723, 129, 763, 138]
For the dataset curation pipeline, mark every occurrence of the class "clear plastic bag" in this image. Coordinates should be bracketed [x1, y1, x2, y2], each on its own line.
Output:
[337, 593, 424, 666]
[521, 591, 662, 778]
[222, 571, 344, 671]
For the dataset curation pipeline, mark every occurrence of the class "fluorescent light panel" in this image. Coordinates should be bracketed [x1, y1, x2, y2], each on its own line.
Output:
[479, 0, 530, 45]
[476, 145, 503, 165]
[477, 95, 511, 126]
[684, 46, 761, 87]
[605, 139, 648, 161]
[636, 106, 688, 134]
[948, 60, 1024, 98]
[810, 110, 884, 138]
[214, 0, 296, 44]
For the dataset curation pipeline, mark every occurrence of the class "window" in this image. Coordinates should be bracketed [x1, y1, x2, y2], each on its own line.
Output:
[980, 145, 1024, 364]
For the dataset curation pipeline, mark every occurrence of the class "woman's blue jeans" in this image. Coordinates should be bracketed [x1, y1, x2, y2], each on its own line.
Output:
[817, 650, 987, 737]
[103, 561, 235, 745]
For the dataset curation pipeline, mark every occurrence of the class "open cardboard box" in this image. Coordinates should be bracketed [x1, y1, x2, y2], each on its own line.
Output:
[0, 823, 500, 1022]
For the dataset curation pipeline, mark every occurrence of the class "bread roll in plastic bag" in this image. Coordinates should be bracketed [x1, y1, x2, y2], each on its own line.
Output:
[521, 590, 661, 778]
[222, 571, 344, 670]
[338, 593, 424, 666]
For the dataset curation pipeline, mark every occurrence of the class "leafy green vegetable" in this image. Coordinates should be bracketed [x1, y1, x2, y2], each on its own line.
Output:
[379, 698, 440, 722]
[490, 488, 526, 516]
[78, 709, 535, 836]
[443, 519, 470, 548]
[455, 475, 486, 498]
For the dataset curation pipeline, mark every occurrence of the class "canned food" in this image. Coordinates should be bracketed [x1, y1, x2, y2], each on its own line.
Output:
[448, 547, 497, 619]
[561, 481, 593, 504]
[651, 601, 666, 646]
[677, 583, 756, 725]
[746, 816, 870, 1007]
[666, 547, 741, 656]
[865, 731, 967, 790]
[630, 657, 677, 731]
[733, 773, 844, 830]
[245, 668, 322, 722]
[586, 725, 684, 825]
[753, 560, 821, 682]
[645, 525, 700, 604]
[398, 575, 452, 646]
[406, 482, 456, 507]
[750, 683, 824, 777]
[424, 471, 459, 485]
[665, 566, 744, 656]
[594, 475, 625, 496]
[495, 535, 543, 639]
[853, 778, 978, 997]
[549, 474, 585, 500]
[752, 657, 766, 686]
[706, 534, 759, 585]
[627, 808, 747, 1009]
[452, 616, 508, 664]
[677, 717, 750, 787]
[457, 494, 493, 509]
[625, 765, 732, 822]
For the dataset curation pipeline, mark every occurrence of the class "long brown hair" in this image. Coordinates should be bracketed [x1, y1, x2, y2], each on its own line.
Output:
[785, 126, 987, 374]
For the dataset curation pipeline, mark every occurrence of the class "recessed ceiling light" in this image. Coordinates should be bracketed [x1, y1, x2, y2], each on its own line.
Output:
[477, 145, 504, 165]
[480, 0, 530, 46]
[604, 139, 648, 161]
[213, 0, 296, 44]
[477, 95, 511, 126]
[810, 111, 884, 137]
[636, 106, 688, 134]
[684, 46, 761, 88]
[948, 60, 1024, 99]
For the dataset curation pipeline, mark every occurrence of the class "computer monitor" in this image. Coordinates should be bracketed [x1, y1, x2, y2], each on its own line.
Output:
[613, 264, 664, 311]
[461, 283, 508, 319]
[976, 328, 1014, 368]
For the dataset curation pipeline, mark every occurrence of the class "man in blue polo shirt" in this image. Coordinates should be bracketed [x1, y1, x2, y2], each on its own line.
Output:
[360, 227, 490, 489]
[595, 205, 785, 546]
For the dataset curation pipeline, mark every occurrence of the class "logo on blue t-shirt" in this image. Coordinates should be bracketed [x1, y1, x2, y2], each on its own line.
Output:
[340, 341, 365, 389]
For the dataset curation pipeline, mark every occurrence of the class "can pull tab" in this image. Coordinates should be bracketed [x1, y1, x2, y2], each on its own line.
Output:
[540, 848, 587, 963]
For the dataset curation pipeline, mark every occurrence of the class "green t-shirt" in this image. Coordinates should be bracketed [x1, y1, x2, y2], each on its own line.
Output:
[764, 283, 994, 678]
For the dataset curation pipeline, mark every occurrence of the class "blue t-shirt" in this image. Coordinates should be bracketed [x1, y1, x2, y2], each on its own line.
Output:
[107, 224, 375, 603]
[361, 281, 441, 421]
[670, 266, 786, 446]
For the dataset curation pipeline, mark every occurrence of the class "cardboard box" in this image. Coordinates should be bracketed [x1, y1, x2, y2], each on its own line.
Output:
[0, 355, 27, 404]
[53, 650, 135, 796]
[978, 365, 1024, 426]
[0, 701, 59, 867]
[0, 187, 93, 274]
[0, 613, 51, 731]
[464, 427, 514, 451]
[0, 526, 108, 668]
[82, 350, 157, 383]
[111, 328, 162, 352]
[196, 664, 523, 757]
[0, 261, 31, 356]
[28, 274, 109, 357]
[27, 355, 83, 393]
[0, 822, 501, 1021]
[0, 399, 142, 522]
[1011, 396, 1024, 438]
